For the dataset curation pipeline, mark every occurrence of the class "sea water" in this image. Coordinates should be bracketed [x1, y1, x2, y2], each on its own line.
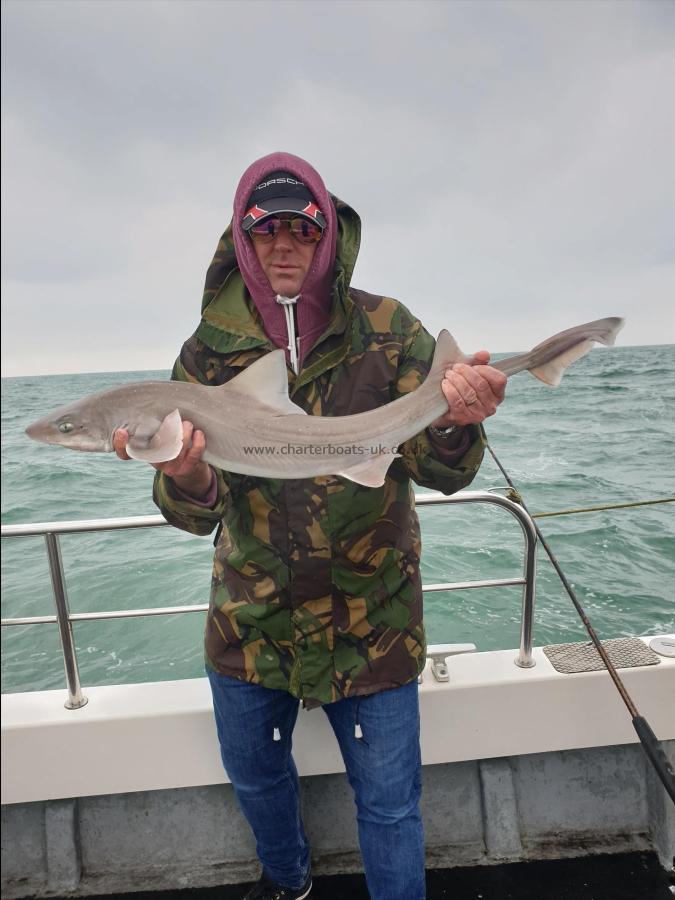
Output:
[2, 345, 674, 694]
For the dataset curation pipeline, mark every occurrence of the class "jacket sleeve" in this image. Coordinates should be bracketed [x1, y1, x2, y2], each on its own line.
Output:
[392, 318, 486, 494]
[152, 346, 231, 536]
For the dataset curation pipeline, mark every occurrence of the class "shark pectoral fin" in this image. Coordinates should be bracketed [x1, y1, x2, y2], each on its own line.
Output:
[222, 349, 308, 417]
[126, 409, 184, 463]
[339, 452, 401, 488]
[529, 339, 595, 386]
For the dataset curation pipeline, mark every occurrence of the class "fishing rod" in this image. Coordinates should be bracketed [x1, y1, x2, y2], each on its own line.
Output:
[486, 443, 675, 805]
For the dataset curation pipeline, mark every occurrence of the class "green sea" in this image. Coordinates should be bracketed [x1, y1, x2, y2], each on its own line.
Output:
[2, 345, 674, 695]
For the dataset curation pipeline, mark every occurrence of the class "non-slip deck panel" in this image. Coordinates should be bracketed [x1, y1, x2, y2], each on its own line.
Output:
[543, 637, 661, 674]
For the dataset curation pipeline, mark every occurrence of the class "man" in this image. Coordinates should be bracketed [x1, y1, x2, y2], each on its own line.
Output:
[114, 152, 505, 900]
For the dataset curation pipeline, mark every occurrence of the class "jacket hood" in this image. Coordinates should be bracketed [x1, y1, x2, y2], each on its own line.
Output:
[199, 153, 361, 364]
[232, 152, 336, 362]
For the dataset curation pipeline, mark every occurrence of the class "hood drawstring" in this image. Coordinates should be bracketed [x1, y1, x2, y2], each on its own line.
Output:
[276, 294, 300, 374]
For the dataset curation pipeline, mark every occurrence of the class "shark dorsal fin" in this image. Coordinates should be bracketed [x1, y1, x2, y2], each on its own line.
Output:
[223, 350, 307, 417]
[431, 329, 468, 376]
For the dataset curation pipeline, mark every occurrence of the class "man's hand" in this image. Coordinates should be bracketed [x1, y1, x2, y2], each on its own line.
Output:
[112, 421, 213, 499]
[431, 350, 507, 429]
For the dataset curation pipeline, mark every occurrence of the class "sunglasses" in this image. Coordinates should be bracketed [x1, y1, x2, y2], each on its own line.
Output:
[248, 216, 323, 245]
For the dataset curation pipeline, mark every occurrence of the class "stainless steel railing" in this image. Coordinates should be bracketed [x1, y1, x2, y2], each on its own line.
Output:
[1, 490, 538, 709]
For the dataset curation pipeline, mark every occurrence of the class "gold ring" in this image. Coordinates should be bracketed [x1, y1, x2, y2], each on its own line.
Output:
[465, 396, 478, 406]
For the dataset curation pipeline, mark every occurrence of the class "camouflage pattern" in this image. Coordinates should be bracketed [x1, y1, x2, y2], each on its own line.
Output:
[154, 195, 486, 707]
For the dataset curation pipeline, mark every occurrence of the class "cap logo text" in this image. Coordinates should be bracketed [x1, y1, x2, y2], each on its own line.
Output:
[255, 177, 305, 190]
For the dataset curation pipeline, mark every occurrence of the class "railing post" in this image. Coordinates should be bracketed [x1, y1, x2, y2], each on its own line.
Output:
[44, 532, 88, 709]
[416, 491, 538, 669]
[514, 503, 537, 669]
[3, 496, 539, 703]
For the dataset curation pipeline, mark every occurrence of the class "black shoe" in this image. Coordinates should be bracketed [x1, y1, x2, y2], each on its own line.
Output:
[243, 873, 312, 900]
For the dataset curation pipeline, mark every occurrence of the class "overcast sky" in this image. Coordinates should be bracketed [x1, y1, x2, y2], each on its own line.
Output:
[2, 0, 674, 376]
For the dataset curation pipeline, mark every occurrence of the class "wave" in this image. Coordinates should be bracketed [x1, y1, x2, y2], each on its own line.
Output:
[3, 345, 674, 691]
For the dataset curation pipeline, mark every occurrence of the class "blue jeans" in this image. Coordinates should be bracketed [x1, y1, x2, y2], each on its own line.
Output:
[207, 670, 425, 900]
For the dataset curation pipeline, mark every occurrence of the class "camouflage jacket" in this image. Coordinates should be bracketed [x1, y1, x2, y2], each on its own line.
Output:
[154, 196, 485, 707]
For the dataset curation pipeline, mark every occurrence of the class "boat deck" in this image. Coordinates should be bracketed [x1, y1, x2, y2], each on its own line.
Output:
[50, 853, 674, 900]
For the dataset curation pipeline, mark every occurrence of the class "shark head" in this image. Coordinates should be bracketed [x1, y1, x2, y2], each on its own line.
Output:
[25, 398, 114, 452]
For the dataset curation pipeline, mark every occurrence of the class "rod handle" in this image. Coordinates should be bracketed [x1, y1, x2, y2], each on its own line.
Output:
[632, 716, 675, 805]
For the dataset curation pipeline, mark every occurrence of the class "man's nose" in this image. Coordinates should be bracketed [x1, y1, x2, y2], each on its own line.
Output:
[272, 224, 294, 249]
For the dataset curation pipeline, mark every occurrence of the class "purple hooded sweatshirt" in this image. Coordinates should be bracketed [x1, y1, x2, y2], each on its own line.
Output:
[231, 152, 338, 366]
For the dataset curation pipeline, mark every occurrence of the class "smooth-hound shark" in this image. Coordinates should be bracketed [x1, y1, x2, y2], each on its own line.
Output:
[26, 317, 624, 488]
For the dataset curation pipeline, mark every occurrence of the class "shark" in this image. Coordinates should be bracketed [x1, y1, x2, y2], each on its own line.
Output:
[25, 317, 624, 488]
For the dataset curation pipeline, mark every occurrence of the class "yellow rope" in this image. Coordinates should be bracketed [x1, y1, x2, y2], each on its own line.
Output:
[529, 497, 675, 519]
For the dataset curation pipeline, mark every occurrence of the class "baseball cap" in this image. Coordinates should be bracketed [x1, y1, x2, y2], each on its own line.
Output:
[241, 171, 327, 232]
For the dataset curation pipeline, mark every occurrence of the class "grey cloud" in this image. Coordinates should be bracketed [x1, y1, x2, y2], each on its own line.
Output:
[1, 0, 674, 375]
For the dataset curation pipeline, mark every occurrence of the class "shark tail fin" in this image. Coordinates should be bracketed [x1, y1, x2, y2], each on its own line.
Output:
[529, 340, 596, 386]
[528, 316, 625, 386]
[494, 317, 626, 386]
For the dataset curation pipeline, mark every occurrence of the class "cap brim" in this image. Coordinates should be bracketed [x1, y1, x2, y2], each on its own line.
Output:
[242, 198, 327, 231]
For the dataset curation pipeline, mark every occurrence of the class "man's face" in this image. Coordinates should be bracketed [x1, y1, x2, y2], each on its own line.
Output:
[251, 217, 318, 296]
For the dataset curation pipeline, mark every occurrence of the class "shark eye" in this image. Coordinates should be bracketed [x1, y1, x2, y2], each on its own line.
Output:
[58, 422, 75, 433]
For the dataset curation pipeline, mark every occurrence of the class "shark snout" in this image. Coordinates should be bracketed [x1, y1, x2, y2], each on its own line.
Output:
[25, 421, 50, 443]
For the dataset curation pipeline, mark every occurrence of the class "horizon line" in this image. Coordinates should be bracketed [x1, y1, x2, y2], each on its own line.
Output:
[2, 341, 673, 380]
